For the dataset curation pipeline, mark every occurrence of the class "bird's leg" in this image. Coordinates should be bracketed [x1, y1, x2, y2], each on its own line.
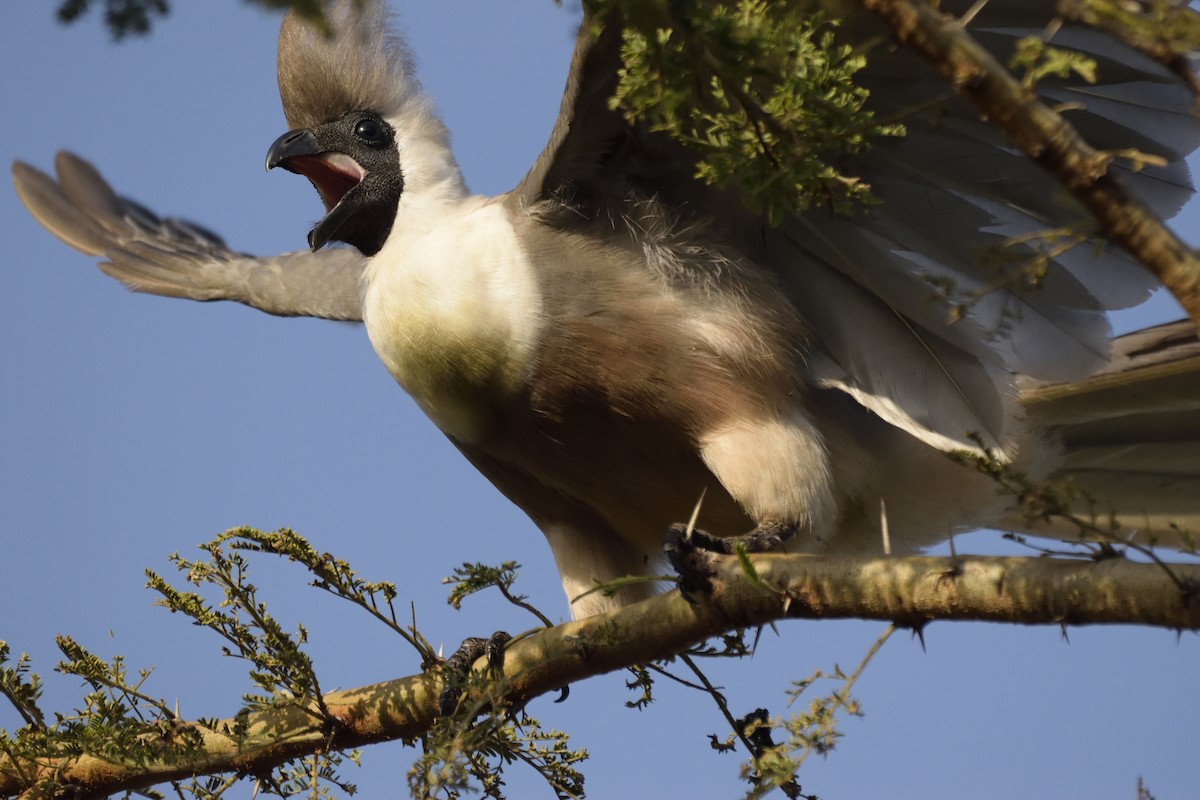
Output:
[437, 630, 512, 717]
[667, 519, 797, 556]
[663, 520, 797, 600]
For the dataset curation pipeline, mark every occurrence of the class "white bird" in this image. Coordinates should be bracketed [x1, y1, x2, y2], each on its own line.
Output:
[13, 0, 1200, 617]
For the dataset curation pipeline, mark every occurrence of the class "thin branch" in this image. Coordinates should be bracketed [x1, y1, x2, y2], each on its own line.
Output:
[497, 584, 556, 629]
[677, 654, 760, 756]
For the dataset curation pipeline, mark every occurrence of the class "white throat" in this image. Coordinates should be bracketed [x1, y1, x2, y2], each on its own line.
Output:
[362, 195, 544, 443]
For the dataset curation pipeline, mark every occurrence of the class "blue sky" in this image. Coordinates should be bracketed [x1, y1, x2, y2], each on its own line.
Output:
[2, 3, 1197, 798]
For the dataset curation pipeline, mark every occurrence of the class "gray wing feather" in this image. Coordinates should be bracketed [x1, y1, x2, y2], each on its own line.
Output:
[1013, 320, 1200, 541]
[765, 5, 1197, 453]
[13, 152, 364, 321]
[505, 7, 628, 211]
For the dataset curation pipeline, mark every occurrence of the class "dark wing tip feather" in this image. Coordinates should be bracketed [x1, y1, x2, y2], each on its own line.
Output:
[507, 8, 628, 209]
[13, 157, 114, 256]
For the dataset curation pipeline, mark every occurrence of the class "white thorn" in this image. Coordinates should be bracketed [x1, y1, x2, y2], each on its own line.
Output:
[879, 498, 891, 556]
[685, 488, 707, 539]
[960, 0, 988, 26]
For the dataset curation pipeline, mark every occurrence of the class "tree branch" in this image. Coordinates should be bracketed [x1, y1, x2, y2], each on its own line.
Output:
[1055, 0, 1200, 101]
[856, 0, 1200, 325]
[3, 552, 1196, 799]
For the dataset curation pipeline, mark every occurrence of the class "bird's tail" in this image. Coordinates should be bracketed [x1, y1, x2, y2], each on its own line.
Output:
[1011, 319, 1200, 548]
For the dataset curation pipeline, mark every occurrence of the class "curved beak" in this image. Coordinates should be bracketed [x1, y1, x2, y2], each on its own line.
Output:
[266, 128, 321, 172]
[266, 128, 369, 252]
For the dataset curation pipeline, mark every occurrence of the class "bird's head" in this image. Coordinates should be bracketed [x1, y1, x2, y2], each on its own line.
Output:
[267, 109, 402, 255]
[267, 0, 455, 256]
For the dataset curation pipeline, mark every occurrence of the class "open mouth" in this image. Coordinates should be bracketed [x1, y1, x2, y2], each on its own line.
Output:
[278, 152, 366, 212]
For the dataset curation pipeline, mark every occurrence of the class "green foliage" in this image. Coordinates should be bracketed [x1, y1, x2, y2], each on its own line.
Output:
[1009, 36, 1097, 88]
[731, 627, 892, 800]
[56, 0, 168, 39]
[144, 532, 367, 799]
[0, 636, 218, 800]
[444, 562, 522, 610]
[53, 0, 328, 39]
[622, 664, 654, 710]
[954, 441, 1198, 596]
[737, 708, 805, 800]
[52, 636, 203, 757]
[266, 751, 361, 799]
[0, 528, 407, 799]
[608, 627, 889, 800]
[418, 563, 588, 799]
[603, 0, 902, 223]
[1061, 0, 1200, 58]
[216, 527, 439, 666]
[147, 533, 588, 800]
[613, 631, 817, 798]
[443, 561, 554, 627]
[0, 644, 44, 731]
[409, 711, 587, 800]
[147, 542, 330, 713]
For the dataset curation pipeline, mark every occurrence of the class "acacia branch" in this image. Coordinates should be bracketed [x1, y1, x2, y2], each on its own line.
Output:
[1056, 0, 1200, 100]
[857, 0, 1200, 325]
[3, 552, 1196, 799]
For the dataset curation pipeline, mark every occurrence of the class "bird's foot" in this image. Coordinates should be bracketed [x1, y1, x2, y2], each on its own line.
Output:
[438, 630, 511, 717]
[663, 521, 795, 602]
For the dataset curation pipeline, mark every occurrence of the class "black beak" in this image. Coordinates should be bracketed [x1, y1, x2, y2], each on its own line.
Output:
[265, 128, 321, 172]
[266, 127, 359, 252]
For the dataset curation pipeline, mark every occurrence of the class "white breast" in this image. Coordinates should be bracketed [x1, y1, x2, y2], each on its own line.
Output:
[362, 199, 544, 443]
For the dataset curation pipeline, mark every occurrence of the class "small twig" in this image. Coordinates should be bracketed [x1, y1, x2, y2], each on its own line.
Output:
[796, 625, 895, 762]
[642, 661, 713, 694]
[678, 654, 762, 757]
[498, 584, 555, 629]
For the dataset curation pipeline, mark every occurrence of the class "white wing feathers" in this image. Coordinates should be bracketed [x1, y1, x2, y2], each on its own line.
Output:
[778, 221, 1018, 455]
[13, 152, 365, 321]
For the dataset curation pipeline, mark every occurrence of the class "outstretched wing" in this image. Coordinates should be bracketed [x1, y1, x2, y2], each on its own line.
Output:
[507, 1, 1198, 456]
[13, 152, 365, 322]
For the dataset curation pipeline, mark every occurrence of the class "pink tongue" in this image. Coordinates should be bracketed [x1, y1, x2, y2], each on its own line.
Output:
[286, 153, 364, 212]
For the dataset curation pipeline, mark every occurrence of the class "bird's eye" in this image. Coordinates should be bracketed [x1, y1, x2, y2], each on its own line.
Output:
[352, 117, 388, 146]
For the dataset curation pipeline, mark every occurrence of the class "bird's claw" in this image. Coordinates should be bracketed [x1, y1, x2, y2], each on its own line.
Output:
[663, 524, 720, 602]
[438, 630, 511, 717]
[663, 521, 794, 602]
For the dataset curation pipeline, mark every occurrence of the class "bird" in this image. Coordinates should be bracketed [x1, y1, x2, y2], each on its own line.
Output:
[13, 0, 1200, 618]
